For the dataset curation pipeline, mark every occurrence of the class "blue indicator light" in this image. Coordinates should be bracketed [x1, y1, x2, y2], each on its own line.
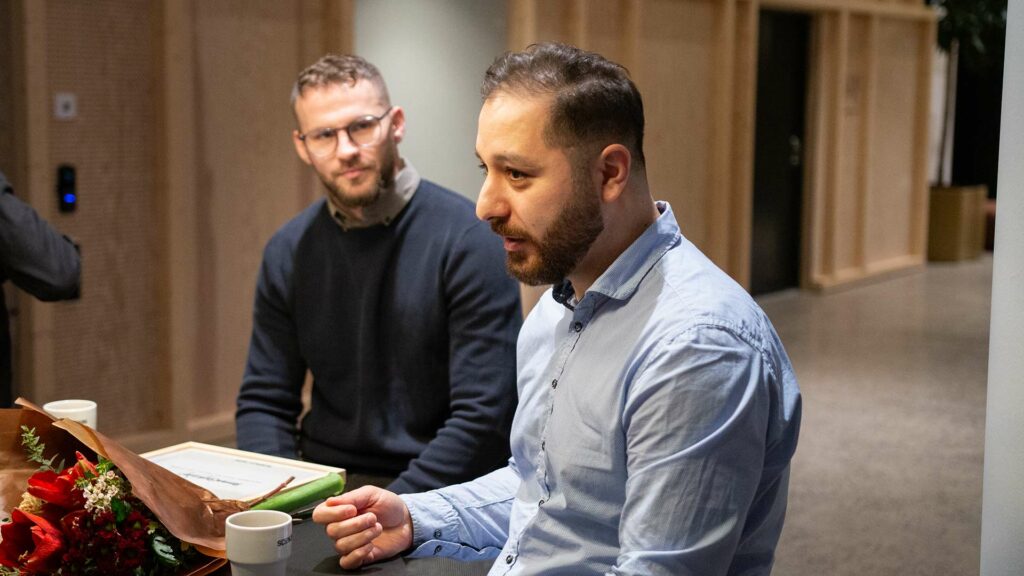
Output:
[64, 193, 76, 203]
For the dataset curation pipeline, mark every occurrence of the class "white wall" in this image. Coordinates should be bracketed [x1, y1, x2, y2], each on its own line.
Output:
[355, 0, 507, 200]
[980, 1, 1024, 574]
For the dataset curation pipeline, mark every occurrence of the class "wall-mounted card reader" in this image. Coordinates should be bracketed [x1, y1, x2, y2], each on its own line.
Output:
[57, 164, 76, 213]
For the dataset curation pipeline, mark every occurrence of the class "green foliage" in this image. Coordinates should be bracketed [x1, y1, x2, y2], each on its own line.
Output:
[19, 425, 65, 473]
[96, 457, 115, 475]
[935, 0, 1008, 69]
[0, 567, 22, 576]
[150, 534, 183, 568]
[111, 497, 131, 523]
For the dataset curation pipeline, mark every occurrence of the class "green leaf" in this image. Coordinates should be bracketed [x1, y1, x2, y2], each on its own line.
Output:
[19, 426, 64, 473]
[251, 472, 346, 513]
[111, 497, 130, 523]
[96, 457, 115, 475]
[151, 534, 183, 567]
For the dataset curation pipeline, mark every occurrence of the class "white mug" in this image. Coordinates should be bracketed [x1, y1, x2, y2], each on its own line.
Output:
[225, 510, 292, 576]
[42, 399, 97, 429]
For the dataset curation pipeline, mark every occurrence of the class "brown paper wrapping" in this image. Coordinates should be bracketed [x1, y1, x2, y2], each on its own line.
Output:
[1, 399, 243, 574]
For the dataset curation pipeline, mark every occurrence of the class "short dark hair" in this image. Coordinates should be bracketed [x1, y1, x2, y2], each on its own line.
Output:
[291, 54, 390, 106]
[481, 42, 645, 168]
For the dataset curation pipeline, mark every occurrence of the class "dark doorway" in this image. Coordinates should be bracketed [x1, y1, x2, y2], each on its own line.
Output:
[751, 10, 810, 295]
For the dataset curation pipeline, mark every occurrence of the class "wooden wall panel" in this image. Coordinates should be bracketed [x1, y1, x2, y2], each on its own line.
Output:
[43, 0, 166, 436]
[868, 17, 920, 265]
[534, 0, 575, 45]
[0, 0, 14, 176]
[5, 0, 353, 448]
[809, 12, 844, 282]
[636, 0, 715, 250]
[509, 0, 935, 291]
[190, 1, 320, 424]
[581, 0, 633, 66]
[727, 0, 760, 287]
[833, 14, 868, 275]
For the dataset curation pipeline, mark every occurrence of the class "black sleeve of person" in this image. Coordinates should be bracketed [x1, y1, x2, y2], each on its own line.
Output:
[0, 171, 81, 301]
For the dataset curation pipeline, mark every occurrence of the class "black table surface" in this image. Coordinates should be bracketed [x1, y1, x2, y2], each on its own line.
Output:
[281, 516, 494, 575]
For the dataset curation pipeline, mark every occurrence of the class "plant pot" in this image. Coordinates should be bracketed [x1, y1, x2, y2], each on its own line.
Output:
[927, 184, 987, 261]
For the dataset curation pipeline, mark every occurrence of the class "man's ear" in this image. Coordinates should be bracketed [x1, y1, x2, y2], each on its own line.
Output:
[389, 107, 406, 144]
[293, 130, 313, 166]
[598, 144, 631, 203]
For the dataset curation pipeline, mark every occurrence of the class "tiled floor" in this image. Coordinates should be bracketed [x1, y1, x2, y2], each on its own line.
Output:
[762, 256, 992, 576]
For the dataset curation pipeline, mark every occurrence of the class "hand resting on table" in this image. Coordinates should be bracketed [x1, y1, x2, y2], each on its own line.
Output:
[312, 486, 414, 570]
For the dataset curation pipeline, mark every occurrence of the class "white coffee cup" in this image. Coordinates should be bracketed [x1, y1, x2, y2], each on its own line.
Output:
[225, 510, 292, 576]
[42, 399, 97, 429]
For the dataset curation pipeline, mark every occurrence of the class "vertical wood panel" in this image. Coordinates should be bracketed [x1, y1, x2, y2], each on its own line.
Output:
[858, 14, 879, 269]
[867, 17, 918, 265]
[43, 0, 164, 435]
[157, 0, 198, 446]
[189, 0, 338, 431]
[508, 0, 538, 50]
[911, 18, 934, 260]
[9, 0, 52, 402]
[636, 0, 715, 250]
[571, 0, 589, 47]
[825, 11, 849, 277]
[835, 14, 864, 274]
[535, 0, 574, 45]
[582, 0, 631, 66]
[709, 0, 737, 271]
[729, 0, 760, 288]
[623, 0, 642, 79]
[803, 14, 825, 287]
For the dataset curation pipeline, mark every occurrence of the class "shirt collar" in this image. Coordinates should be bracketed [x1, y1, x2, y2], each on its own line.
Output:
[553, 201, 680, 309]
[327, 160, 421, 230]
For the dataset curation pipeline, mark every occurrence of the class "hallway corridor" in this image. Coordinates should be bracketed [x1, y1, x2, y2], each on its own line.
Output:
[764, 257, 991, 575]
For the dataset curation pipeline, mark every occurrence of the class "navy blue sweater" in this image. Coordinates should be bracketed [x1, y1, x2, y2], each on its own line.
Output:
[236, 180, 520, 493]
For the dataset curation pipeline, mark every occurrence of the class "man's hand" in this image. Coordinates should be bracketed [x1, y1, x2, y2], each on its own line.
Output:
[312, 486, 414, 569]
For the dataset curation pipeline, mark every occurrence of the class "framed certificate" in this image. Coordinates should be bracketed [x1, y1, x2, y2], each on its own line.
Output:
[142, 442, 344, 501]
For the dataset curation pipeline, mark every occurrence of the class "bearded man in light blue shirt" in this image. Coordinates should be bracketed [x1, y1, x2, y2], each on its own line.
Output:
[312, 42, 803, 576]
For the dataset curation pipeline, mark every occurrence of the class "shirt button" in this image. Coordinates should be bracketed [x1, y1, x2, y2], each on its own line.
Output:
[506, 554, 514, 564]
[573, 321, 583, 332]
[434, 545, 443, 555]
[433, 529, 442, 539]
[551, 379, 558, 389]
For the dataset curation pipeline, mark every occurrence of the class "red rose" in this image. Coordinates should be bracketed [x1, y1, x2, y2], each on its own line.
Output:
[0, 508, 66, 574]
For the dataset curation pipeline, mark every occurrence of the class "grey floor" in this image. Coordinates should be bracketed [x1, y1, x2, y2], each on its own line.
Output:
[761, 256, 991, 576]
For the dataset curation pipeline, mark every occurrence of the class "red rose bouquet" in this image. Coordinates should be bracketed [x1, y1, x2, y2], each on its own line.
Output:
[0, 401, 243, 576]
[1, 400, 344, 576]
[1, 427, 203, 575]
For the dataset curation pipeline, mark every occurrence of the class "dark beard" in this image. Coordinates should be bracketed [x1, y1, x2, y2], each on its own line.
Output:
[322, 136, 398, 208]
[493, 174, 604, 286]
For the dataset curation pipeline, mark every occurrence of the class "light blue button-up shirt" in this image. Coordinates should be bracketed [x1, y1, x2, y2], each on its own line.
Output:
[402, 202, 802, 575]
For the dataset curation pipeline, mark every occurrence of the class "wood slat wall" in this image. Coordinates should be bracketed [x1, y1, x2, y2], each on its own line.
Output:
[508, 0, 936, 291]
[4, 0, 935, 443]
[6, 0, 353, 449]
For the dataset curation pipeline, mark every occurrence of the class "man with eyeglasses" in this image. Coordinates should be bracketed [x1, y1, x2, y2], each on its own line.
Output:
[236, 54, 521, 494]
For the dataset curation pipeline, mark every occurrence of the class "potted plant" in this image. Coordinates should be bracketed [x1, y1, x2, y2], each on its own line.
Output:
[928, 0, 1007, 260]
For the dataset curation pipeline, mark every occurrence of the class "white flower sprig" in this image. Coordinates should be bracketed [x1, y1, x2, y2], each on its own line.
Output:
[82, 470, 124, 513]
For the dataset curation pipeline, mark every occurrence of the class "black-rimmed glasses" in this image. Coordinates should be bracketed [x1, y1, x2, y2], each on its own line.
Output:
[297, 107, 393, 158]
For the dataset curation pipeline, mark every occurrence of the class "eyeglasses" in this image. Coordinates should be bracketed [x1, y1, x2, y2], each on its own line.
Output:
[297, 107, 393, 158]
